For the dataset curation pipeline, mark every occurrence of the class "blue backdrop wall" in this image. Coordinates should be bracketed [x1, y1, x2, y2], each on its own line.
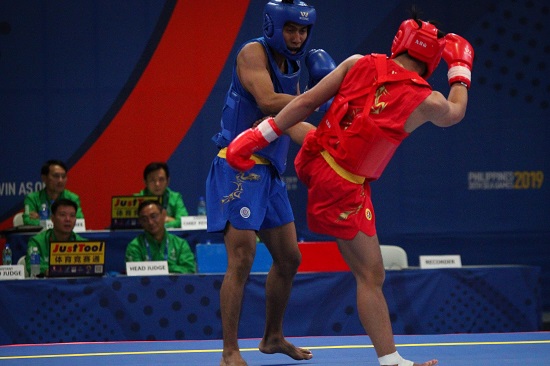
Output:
[1, 0, 548, 295]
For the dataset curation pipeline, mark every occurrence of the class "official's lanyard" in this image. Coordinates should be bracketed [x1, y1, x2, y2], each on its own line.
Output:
[162, 191, 169, 210]
[143, 236, 169, 261]
[40, 190, 55, 216]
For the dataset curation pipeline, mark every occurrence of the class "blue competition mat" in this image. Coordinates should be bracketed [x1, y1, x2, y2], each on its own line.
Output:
[1, 332, 549, 365]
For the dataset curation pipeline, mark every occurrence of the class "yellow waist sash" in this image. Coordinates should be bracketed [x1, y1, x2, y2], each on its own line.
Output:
[218, 147, 271, 165]
[320, 150, 366, 184]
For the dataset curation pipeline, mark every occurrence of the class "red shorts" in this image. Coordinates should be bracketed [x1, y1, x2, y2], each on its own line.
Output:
[295, 131, 376, 240]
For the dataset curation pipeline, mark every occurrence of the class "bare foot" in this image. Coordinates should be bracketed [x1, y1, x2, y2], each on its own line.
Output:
[259, 337, 313, 360]
[414, 361, 438, 366]
[220, 351, 248, 366]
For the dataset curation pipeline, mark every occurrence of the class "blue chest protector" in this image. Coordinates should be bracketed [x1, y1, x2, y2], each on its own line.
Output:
[212, 37, 301, 174]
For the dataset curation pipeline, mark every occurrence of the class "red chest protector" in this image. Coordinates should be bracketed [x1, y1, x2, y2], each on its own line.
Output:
[315, 54, 431, 180]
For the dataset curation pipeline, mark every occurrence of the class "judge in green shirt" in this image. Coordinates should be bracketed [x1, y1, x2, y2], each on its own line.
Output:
[23, 159, 84, 226]
[26, 198, 86, 276]
[126, 200, 196, 274]
[134, 162, 188, 229]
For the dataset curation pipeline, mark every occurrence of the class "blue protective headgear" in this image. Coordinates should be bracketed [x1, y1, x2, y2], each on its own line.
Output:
[263, 0, 316, 61]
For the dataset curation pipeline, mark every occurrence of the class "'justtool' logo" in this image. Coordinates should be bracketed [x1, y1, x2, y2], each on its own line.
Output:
[52, 242, 104, 253]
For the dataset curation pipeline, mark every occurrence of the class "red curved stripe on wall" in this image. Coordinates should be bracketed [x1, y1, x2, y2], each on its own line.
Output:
[68, 1, 250, 229]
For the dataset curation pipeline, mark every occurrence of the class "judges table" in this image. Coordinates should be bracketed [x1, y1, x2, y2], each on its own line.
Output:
[5, 229, 222, 274]
[0, 266, 541, 345]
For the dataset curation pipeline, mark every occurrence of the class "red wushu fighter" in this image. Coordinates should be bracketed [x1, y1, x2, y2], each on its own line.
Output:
[226, 13, 474, 366]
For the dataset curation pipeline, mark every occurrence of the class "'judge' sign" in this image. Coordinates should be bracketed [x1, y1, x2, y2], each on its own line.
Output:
[126, 261, 169, 276]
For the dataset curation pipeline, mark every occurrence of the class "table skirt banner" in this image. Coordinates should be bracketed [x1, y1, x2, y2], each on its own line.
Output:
[0, 267, 541, 345]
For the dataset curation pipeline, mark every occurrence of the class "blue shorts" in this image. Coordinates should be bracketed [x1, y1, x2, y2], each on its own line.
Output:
[205, 156, 294, 232]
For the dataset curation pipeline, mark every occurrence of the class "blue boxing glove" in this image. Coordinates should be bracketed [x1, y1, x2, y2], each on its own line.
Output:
[305, 49, 336, 112]
[305, 48, 336, 90]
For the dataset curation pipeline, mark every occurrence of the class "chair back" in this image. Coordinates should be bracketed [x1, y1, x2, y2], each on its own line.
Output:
[13, 212, 24, 227]
[17, 255, 29, 278]
[380, 245, 408, 270]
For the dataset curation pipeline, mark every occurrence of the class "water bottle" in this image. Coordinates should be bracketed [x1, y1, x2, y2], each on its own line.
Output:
[197, 196, 206, 216]
[39, 203, 48, 229]
[30, 247, 41, 278]
[2, 244, 12, 265]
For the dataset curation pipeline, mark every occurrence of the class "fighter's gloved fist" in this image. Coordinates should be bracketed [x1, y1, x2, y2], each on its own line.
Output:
[442, 33, 474, 88]
[306, 48, 337, 90]
[226, 117, 282, 171]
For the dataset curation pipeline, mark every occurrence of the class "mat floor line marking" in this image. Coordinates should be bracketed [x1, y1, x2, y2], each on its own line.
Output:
[1, 339, 549, 361]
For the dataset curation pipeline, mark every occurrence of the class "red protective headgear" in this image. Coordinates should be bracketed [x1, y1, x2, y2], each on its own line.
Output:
[390, 19, 445, 79]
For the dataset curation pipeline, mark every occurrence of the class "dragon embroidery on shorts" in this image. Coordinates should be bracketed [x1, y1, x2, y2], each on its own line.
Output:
[222, 172, 261, 203]
[337, 204, 363, 221]
[336, 186, 366, 222]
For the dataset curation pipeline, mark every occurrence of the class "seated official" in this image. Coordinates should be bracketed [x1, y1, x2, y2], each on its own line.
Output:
[134, 162, 188, 228]
[23, 159, 84, 226]
[126, 200, 196, 274]
[26, 198, 86, 276]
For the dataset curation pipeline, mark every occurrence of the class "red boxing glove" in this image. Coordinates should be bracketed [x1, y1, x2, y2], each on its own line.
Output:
[226, 117, 283, 171]
[442, 33, 474, 88]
